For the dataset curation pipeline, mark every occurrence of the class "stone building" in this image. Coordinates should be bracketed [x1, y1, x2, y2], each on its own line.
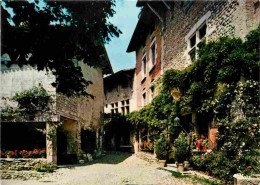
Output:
[127, 0, 259, 149]
[0, 46, 113, 164]
[104, 68, 135, 115]
[103, 68, 135, 152]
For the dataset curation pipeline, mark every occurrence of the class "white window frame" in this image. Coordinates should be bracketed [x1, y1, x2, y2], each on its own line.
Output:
[142, 92, 147, 107]
[185, 11, 212, 63]
[149, 34, 156, 72]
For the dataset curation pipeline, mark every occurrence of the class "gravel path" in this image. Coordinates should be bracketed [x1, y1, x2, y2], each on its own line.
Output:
[1, 153, 202, 185]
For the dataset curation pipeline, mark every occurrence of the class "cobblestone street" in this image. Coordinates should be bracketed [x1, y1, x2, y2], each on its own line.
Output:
[1, 153, 202, 185]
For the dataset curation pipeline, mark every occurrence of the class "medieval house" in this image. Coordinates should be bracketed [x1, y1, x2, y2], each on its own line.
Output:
[103, 68, 135, 152]
[127, 0, 259, 150]
[0, 47, 113, 164]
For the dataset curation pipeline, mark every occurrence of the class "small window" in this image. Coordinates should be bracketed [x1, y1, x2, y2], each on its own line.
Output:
[126, 106, 130, 114]
[115, 102, 118, 108]
[121, 107, 125, 115]
[111, 104, 114, 108]
[189, 48, 196, 62]
[150, 87, 154, 100]
[142, 93, 146, 106]
[190, 34, 196, 48]
[199, 24, 207, 39]
[142, 56, 147, 75]
[121, 101, 125, 106]
[150, 38, 156, 67]
[126, 99, 129, 105]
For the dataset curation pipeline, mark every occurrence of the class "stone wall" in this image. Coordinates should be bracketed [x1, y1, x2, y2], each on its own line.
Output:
[162, 0, 260, 72]
[1, 158, 48, 180]
[1, 158, 47, 171]
[56, 63, 104, 130]
[0, 64, 56, 111]
[104, 69, 134, 114]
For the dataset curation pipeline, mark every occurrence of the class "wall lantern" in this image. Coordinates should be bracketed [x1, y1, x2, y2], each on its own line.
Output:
[173, 117, 180, 127]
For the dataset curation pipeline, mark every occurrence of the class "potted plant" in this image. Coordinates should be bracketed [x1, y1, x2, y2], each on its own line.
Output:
[174, 132, 190, 172]
[155, 133, 170, 167]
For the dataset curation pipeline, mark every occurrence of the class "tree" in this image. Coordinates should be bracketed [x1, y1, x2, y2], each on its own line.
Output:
[1, 0, 121, 96]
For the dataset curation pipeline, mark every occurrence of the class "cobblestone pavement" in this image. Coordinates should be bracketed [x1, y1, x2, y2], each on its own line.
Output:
[1, 153, 203, 185]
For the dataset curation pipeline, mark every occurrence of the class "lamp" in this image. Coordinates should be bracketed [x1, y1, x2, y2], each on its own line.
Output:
[1, 53, 11, 65]
[173, 117, 180, 127]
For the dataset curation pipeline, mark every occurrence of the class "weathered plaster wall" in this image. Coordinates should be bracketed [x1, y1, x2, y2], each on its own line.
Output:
[0, 64, 56, 109]
[56, 62, 104, 130]
[162, 0, 260, 72]
[132, 22, 162, 111]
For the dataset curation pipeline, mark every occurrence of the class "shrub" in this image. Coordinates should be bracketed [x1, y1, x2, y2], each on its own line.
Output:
[174, 132, 190, 163]
[35, 163, 57, 173]
[155, 133, 170, 160]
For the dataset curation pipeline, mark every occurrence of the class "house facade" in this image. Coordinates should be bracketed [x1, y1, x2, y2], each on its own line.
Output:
[104, 68, 135, 115]
[0, 47, 113, 164]
[127, 0, 259, 150]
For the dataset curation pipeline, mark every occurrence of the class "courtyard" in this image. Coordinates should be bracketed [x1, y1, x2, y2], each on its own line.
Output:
[1, 153, 204, 185]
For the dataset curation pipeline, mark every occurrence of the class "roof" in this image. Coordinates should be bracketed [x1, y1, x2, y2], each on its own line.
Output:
[104, 68, 135, 81]
[126, 5, 156, 52]
[126, 1, 168, 52]
[101, 45, 113, 75]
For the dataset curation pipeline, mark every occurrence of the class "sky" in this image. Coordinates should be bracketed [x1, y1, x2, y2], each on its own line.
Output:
[105, 0, 141, 73]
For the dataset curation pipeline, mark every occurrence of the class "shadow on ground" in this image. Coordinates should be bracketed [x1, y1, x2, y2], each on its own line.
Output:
[58, 152, 133, 169]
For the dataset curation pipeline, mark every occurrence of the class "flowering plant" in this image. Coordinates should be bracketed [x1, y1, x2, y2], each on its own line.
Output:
[140, 141, 154, 151]
[191, 133, 208, 151]
[0, 148, 46, 158]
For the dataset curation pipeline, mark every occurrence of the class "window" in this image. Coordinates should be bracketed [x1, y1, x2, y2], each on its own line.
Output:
[150, 87, 154, 102]
[142, 92, 146, 106]
[185, 11, 211, 64]
[105, 104, 108, 108]
[150, 36, 156, 71]
[142, 55, 147, 75]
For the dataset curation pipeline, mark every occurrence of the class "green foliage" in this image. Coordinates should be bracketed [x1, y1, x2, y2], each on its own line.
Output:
[126, 26, 260, 183]
[1, 84, 51, 121]
[2, 0, 121, 96]
[155, 133, 171, 160]
[35, 163, 57, 173]
[174, 132, 190, 163]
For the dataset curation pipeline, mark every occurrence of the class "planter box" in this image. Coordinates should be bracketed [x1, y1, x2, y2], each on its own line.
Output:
[233, 174, 260, 185]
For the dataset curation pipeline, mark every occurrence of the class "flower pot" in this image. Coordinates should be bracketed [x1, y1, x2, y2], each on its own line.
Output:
[177, 163, 184, 173]
[184, 161, 190, 168]
[159, 160, 166, 167]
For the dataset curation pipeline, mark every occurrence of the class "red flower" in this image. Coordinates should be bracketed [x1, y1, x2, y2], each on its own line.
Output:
[199, 140, 202, 144]
[21, 150, 25, 154]
[9, 155, 11, 158]
[248, 166, 252, 169]
[195, 140, 199, 143]
[15, 150, 18, 153]
[201, 135, 205, 139]
[43, 148, 46, 152]
[203, 146, 207, 150]
[25, 155, 28, 158]
[37, 151, 39, 154]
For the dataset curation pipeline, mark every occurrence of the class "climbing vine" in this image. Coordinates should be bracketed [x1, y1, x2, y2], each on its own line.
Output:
[1, 84, 52, 121]
[127, 25, 260, 183]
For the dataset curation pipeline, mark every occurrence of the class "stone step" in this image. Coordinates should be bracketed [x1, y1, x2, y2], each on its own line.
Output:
[166, 163, 177, 168]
